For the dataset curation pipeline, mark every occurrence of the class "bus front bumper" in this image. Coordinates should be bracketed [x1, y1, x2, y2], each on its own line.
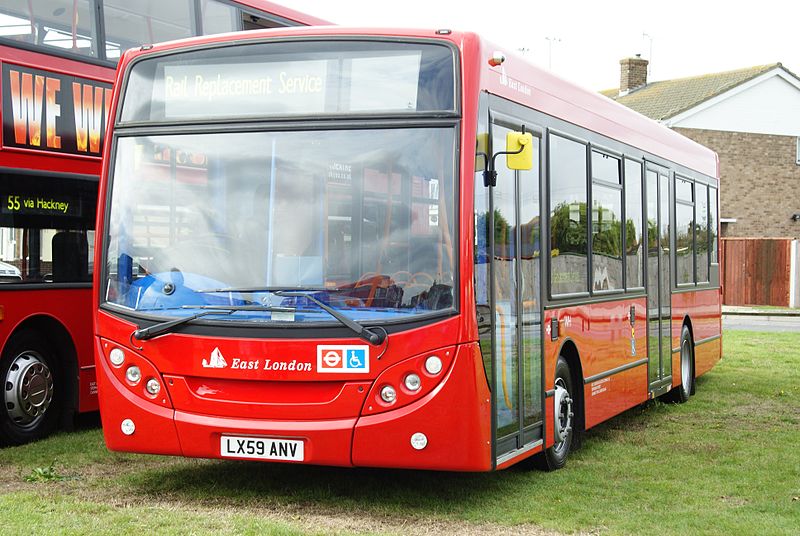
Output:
[97, 341, 492, 470]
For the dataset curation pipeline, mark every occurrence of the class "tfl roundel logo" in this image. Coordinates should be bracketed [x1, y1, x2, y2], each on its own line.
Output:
[317, 345, 370, 373]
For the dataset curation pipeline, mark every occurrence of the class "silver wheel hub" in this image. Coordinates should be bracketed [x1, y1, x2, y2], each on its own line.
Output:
[681, 339, 692, 393]
[4, 351, 53, 426]
[553, 379, 573, 446]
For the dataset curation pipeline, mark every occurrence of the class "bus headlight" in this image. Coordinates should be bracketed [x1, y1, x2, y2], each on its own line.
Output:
[425, 355, 443, 375]
[109, 348, 125, 367]
[125, 366, 141, 384]
[145, 378, 161, 395]
[380, 385, 397, 403]
[404, 373, 421, 392]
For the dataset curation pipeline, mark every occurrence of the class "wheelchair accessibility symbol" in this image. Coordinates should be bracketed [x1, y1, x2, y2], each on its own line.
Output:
[317, 345, 369, 373]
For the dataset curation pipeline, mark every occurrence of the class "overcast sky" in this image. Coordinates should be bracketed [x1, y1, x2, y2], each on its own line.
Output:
[283, 0, 800, 91]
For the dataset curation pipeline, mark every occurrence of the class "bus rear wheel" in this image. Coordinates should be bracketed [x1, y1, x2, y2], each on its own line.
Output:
[1, 331, 62, 445]
[667, 325, 694, 403]
[536, 356, 576, 471]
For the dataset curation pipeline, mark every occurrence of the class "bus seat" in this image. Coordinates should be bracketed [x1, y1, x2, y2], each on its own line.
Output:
[52, 231, 89, 282]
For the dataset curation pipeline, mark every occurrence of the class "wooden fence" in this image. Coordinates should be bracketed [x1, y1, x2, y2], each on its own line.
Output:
[720, 238, 797, 307]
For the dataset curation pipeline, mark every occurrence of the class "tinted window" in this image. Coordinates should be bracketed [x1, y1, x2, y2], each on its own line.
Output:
[591, 152, 622, 291]
[549, 134, 587, 295]
[201, 0, 240, 35]
[675, 177, 694, 285]
[592, 151, 621, 184]
[624, 159, 644, 288]
[0, 0, 96, 57]
[696, 183, 709, 282]
[709, 187, 718, 264]
[676, 177, 693, 202]
[104, 0, 193, 60]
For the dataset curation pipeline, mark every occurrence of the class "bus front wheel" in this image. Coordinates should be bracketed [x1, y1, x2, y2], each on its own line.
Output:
[536, 356, 576, 471]
[0, 331, 62, 445]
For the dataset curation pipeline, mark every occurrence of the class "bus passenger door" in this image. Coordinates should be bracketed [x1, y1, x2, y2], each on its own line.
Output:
[487, 107, 543, 463]
[645, 167, 672, 395]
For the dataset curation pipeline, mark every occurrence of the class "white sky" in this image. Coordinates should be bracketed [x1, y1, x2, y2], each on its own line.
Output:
[282, 0, 800, 91]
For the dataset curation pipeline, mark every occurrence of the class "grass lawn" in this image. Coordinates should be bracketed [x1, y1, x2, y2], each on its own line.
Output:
[0, 330, 797, 535]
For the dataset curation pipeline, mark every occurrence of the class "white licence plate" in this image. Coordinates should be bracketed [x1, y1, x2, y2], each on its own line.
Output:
[220, 435, 304, 461]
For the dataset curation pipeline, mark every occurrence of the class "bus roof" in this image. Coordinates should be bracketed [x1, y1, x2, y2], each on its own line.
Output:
[117, 26, 718, 178]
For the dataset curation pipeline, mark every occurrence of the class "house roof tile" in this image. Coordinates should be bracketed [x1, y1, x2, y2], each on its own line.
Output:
[601, 63, 786, 120]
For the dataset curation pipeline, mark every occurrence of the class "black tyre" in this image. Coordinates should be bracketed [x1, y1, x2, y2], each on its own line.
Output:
[666, 325, 694, 404]
[536, 356, 577, 471]
[1, 330, 62, 445]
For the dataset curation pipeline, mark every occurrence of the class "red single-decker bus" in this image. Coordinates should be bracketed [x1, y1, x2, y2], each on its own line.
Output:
[95, 26, 721, 470]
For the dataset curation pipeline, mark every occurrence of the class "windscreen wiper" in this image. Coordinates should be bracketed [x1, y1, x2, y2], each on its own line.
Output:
[274, 290, 386, 346]
[132, 304, 289, 341]
[132, 309, 235, 341]
[191, 287, 387, 346]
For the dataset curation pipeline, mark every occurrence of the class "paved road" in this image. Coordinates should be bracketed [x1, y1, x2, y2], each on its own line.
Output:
[723, 314, 800, 332]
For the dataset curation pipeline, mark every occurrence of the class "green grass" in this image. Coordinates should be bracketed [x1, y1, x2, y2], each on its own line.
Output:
[0, 493, 307, 535]
[0, 330, 798, 535]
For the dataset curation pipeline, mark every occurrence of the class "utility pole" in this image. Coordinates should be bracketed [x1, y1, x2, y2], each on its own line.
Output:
[642, 33, 653, 77]
[545, 37, 561, 70]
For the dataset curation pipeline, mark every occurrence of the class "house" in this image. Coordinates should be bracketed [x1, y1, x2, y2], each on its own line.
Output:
[602, 57, 800, 240]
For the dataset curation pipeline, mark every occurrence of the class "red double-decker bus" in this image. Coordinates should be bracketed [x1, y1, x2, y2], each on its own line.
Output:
[0, 1, 326, 445]
[95, 26, 721, 470]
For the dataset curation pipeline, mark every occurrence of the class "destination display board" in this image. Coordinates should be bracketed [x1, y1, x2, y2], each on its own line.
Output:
[162, 60, 330, 118]
[1, 62, 112, 156]
[1, 192, 82, 217]
[118, 41, 459, 123]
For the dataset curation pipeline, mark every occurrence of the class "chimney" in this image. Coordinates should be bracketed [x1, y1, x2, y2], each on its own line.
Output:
[619, 54, 649, 95]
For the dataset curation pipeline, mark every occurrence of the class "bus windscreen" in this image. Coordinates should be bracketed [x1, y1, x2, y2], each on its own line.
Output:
[104, 127, 456, 323]
[119, 41, 457, 123]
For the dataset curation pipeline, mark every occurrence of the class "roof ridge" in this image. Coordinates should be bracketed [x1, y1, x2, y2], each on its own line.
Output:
[604, 62, 789, 121]
[602, 62, 782, 94]
[648, 62, 780, 85]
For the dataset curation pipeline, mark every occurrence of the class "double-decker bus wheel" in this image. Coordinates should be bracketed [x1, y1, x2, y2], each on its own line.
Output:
[1, 331, 61, 445]
[536, 356, 576, 471]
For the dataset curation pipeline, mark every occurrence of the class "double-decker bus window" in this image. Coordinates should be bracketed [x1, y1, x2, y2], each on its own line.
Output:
[200, 0, 240, 35]
[696, 183, 709, 282]
[0, 174, 96, 284]
[591, 151, 622, 291]
[675, 177, 694, 285]
[624, 159, 644, 289]
[549, 134, 588, 295]
[0, 0, 96, 57]
[103, 1, 193, 60]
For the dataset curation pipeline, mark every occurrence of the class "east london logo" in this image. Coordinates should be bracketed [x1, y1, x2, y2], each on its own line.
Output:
[201, 347, 312, 372]
[202, 347, 227, 368]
